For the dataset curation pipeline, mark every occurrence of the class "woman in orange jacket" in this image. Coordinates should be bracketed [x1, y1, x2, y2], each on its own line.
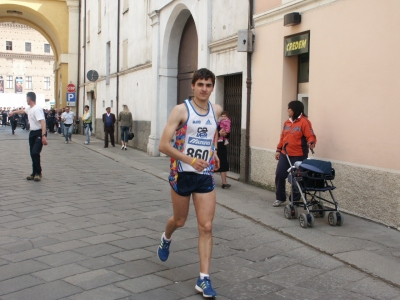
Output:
[273, 100, 316, 207]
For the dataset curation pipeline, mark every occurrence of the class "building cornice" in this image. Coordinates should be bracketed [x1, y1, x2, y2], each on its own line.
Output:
[0, 52, 54, 61]
[254, 0, 342, 28]
[0, 22, 32, 30]
[118, 62, 152, 76]
[208, 34, 238, 53]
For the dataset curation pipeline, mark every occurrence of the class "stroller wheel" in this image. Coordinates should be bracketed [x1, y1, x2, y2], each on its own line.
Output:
[336, 212, 344, 226]
[299, 213, 308, 228]
[284, 205, 292, 219]
[312, 203, 326, 218]
[328, 212, 337, 226]
[292, 206, 299, 219]
[307, 214, 315, 228]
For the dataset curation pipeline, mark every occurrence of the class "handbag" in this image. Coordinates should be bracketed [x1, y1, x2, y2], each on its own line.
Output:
[128, 131, 134, 140]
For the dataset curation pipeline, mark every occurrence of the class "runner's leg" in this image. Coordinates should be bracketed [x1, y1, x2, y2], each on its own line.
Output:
[193, 190, 216, 274]
[164, 189, 190, 239]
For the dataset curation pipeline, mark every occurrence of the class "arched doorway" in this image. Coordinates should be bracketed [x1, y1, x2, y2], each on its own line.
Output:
[0, 0, 79, 109]
[177, 15, 198, 104]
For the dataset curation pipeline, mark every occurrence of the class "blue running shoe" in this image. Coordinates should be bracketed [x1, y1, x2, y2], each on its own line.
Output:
[195, 276, 217, 298]
[157, 234, 171, 262]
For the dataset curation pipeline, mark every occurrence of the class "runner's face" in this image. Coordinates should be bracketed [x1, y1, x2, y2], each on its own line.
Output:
[192, 78, 214, 102]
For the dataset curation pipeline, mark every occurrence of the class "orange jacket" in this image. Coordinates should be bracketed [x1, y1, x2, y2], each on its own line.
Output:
[277, 116, 316, 157]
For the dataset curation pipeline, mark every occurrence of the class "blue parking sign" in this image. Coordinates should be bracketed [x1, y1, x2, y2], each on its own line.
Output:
[66, 93, 76, 106]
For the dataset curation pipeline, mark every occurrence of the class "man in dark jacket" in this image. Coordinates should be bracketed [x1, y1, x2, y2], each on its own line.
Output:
[102, 107, 116, 148]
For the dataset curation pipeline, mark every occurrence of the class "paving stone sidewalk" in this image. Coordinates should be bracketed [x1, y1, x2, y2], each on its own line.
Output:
[0, 126, 399, 300]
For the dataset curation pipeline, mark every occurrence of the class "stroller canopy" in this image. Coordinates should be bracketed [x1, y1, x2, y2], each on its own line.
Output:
[300, 159, 332, 175]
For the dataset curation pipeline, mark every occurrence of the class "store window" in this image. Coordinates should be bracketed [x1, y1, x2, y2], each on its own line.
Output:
[298, 53, 309, 83]
[26, 76, 32, 89]
[25, 42, 31, 52]
[6, 41, 12, 51]
[44, 77, 50, 90]
[6, 76, 13, 88]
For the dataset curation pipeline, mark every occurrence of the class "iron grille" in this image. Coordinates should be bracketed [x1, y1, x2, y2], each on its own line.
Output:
[223, 74, 242, 174]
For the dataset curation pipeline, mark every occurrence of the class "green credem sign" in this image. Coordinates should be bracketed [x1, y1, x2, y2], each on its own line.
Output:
[285, 33, 309, 56]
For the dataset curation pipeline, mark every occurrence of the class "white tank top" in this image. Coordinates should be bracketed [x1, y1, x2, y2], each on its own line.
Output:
[174, 99, 218, 175]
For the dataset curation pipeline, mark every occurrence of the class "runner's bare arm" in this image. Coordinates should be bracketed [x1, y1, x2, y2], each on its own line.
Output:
[159, 105, 194, 165]
[212, 104, 223, 120]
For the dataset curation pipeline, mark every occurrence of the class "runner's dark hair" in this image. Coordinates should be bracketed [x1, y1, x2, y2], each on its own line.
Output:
[192, 68, 216, 86]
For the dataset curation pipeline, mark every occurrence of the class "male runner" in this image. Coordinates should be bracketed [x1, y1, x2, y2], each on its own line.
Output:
[9, 92, 47, 181]
[157, 68, 222, 298]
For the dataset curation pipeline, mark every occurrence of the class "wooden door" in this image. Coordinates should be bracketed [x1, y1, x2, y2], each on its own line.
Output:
[177, 16, 198, 104]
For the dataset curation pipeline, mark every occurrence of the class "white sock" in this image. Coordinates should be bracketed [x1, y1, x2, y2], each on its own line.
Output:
[162, 232, 171, 242]
[200, 273, 209, 280]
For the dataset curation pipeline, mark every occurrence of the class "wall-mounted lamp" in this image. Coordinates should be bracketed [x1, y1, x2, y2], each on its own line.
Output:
[284, 12, 301, 27]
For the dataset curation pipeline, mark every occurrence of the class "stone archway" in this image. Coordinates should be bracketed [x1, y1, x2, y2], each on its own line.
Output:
[0, 0, 79, 108]
[177, 15, 198, 104]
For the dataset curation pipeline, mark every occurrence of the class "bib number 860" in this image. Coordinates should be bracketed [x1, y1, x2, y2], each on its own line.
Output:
[187, 148, 209, 161]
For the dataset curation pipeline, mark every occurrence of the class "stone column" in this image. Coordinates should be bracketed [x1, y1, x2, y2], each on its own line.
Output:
[147, 10, 161, 156]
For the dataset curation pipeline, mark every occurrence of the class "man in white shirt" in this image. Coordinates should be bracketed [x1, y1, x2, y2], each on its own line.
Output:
[9, 92, 48, 181]
[61, 106, 75, 144]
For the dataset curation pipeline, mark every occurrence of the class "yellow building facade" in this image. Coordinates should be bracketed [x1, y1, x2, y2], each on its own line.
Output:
[0, 0, 79, 109]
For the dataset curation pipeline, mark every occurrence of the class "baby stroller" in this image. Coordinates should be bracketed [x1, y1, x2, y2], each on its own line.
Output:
[282, 143, 343, 228]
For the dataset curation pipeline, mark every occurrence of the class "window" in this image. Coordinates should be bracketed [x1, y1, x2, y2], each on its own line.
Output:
[110, 100, 113, 107]
[25, 42, 31, 52]
[6, 41, 12, 51]
[44, 43, 50, 53]
[106, 41, 110, 85]
[6, 76, 13, 88]
[98, 0, 101, 33]
[26, 76, 32, 89]
[44, 77, 50, 90]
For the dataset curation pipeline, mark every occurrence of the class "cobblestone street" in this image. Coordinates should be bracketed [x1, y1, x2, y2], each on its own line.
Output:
[0, 127, 399, 300]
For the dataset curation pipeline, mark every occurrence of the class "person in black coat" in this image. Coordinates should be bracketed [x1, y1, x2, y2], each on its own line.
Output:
[102, 107, 116, 147]
[10, 110, 19, 135]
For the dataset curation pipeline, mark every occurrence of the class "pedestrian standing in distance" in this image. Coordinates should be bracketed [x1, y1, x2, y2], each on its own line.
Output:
[273, 100, 317, 207]
[2, 109, 8, 127]
[157, 68, 222, 298]
[118, 104, 133, 150]
[10, 109, 19, 135]
[8, 92, 48, 181]
[82, 105, 92, 145]
[61, 107, 75, 144]
[102, 107, 116, 148]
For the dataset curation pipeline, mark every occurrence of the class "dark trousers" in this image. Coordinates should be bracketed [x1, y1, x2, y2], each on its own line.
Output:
[11, 120, 18, 134]
[104, 126, 115, 146]
[29, 130, 44, 176]
[275, 153, 307, 202]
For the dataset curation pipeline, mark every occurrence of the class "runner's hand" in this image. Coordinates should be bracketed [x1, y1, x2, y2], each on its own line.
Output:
[192, 158, 209, 172]
[42, 136, 48, 146]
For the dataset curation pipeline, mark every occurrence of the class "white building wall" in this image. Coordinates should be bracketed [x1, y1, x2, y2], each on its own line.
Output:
[80, 0, 249, 152]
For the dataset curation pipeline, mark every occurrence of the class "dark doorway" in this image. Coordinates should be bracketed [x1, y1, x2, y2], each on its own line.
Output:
[224, 74, 242, 174]
[177, 15, 198, 104]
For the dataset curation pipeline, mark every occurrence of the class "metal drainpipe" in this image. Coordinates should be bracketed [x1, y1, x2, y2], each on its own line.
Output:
[76, 0, 82, 131]
[244, 0, 254, 183]
[116, 0, 121, 141]
[83, 0, 87, 119]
